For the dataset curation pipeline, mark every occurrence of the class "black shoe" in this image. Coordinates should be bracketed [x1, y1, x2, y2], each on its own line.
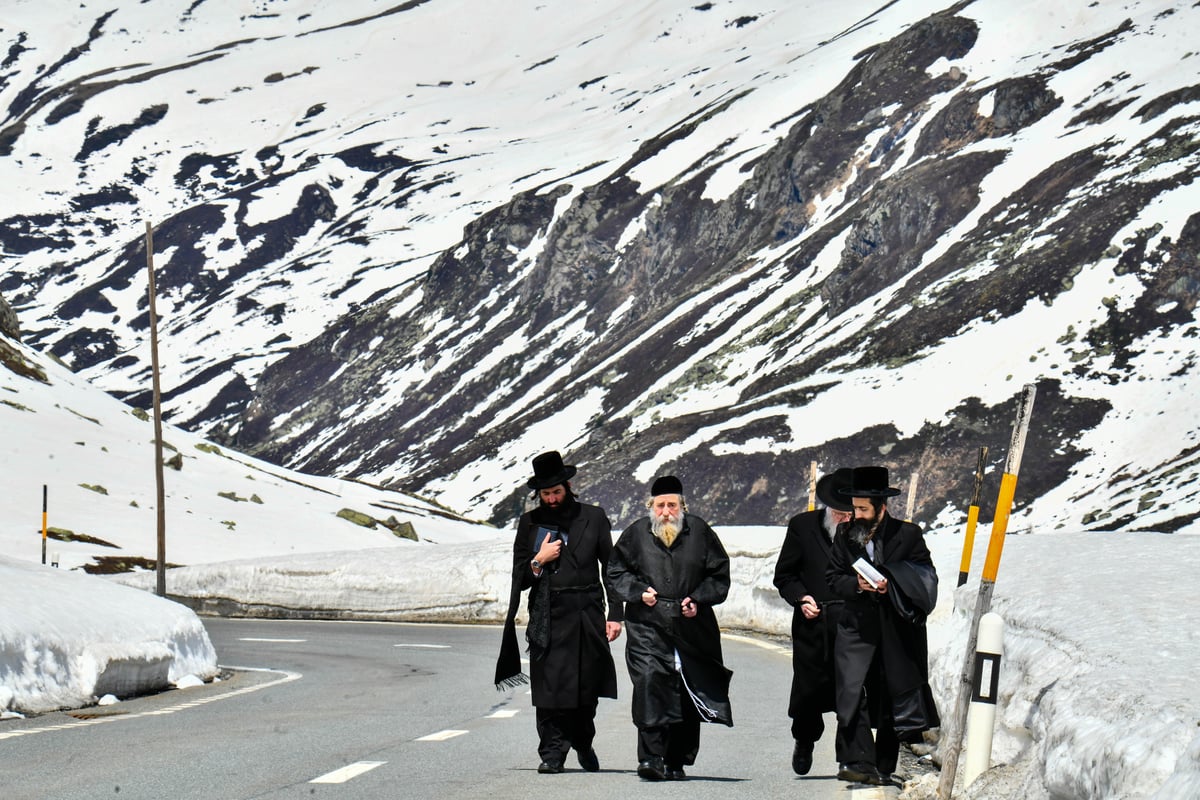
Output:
[537, 760, 563, 774]
[665, 765, 687, 781]
[837, 761, 882, 784]
[576, 747, 600, 772]
[791, 740, 814, 775]
[637, 757, 666, 781]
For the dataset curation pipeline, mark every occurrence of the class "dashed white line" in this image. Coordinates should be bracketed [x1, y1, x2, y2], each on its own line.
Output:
[310, 761, 386, 784]
[394, 643, 450, 649]
[238, 637, 307, 643]
[486, 709, 520, 719]
[416, 729, 469, 741]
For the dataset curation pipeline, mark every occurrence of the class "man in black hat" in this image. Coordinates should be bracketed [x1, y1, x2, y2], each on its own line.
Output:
[608, 475, 733, 781]
[825, 466, 939, 787]
[773, 467, 855, 776]
[494, 451, 624, 775]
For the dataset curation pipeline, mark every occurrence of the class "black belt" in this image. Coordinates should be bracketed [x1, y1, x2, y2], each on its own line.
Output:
[550, 582, 601, 593]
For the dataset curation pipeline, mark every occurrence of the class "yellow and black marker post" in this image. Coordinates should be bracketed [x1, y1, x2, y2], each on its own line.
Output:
[41, 485, 48, 564]
[957, 446, 989, 587]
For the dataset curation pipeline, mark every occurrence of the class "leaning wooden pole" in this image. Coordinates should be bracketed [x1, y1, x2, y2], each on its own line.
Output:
[937, 384, 1036, 799]
[957, 446, 989, 587]
[145, 221, 167, 597]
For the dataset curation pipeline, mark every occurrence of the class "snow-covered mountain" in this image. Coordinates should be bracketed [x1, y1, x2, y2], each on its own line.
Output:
[3, 0, 1198, 532]
[0, 334, 493, 572]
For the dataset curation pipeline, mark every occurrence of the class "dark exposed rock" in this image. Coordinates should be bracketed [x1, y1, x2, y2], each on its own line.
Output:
[0, 292, 19, 340]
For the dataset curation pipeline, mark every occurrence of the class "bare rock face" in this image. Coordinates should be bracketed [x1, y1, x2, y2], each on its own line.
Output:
[0, 293, 18, 341]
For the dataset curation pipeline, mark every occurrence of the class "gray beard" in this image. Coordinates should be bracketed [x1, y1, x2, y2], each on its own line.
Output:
[651, 513, 682, 544]
[821, 508, 840, 538]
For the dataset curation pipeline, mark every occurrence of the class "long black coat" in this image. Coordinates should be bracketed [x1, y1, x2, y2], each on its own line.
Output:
[608, 515, 733, 728]
[512, 502, 622, 709]
[825, 513, 939, 739]
[773, 509, 842, 717]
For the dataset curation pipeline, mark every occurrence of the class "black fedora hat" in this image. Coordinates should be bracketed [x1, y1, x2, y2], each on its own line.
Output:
[527, 451, 576, 490]
[838, 465, 902, 498]
[815, 468, 855, 512]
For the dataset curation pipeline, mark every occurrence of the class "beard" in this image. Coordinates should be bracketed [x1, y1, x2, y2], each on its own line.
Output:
[651, 510, 683, 546]
[848, 507, 882, 548]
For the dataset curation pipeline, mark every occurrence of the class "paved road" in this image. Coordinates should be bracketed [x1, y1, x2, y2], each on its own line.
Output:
[0, 619, 908, 799]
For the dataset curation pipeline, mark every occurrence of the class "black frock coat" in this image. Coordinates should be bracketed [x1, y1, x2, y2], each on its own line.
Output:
[608, 515, 734, 729]
[512, 502, 622, 709]
[825, 513, 939, 738]
[773, 509, 842, 718]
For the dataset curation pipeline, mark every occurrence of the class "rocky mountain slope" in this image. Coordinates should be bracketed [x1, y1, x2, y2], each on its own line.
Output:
[3, 0, 1198, 532]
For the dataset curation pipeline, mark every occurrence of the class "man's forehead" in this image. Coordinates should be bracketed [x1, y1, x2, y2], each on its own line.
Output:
[653, 494, 681, 504]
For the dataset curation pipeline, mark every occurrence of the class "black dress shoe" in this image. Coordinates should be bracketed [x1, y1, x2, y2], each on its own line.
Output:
[791, 740, 814, 775]
[665, 765, 687, 781]
[837, 761, 882, 784]
[576, 747, 600, 772]
[537, 760, 563, 774]
[637, 757, 666, 781]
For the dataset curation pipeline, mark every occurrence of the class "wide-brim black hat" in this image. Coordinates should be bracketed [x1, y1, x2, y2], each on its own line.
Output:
[527, 451, 576, 490]
[815, 468, 855, 512]
[838, 465, 902, 498]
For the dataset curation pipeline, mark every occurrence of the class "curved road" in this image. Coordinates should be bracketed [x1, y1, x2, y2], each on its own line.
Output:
[0, 619, 908, 799]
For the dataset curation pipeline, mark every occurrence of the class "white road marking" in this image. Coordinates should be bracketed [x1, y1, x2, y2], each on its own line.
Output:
[0, 667, 301, 741]
[486, 709, 520, 718]
[310, 761, 387, 784]
[394, 643, 450, 649]
[238, 637, 307, 643]
[416, 729, 469, 741]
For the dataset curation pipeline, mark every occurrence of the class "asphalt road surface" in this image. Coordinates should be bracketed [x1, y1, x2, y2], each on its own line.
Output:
[0, 619, 915, 799]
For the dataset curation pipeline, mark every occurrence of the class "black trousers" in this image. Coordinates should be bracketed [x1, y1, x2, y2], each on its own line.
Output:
[636, 690, 702, 767]
[536, 700, 597, 763]
[834, 689, 899, 775]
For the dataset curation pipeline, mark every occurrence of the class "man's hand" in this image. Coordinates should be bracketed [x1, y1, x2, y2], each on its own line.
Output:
[606, 621, 623, 642]
[534, 538, 563, 565]
[800, 595, 820, 619]
[857, 574, 888, 594]
[681, 597, 698, 618]
[641, 587, 658, 607]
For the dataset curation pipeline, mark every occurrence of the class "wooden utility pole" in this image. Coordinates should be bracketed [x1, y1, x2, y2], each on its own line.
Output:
[905, 471, 920, 522]
[145, 221, 167, 597]
[807, 460, 818, 511]
[957, 446, 990, 587]
[938, 384, 1036, 798]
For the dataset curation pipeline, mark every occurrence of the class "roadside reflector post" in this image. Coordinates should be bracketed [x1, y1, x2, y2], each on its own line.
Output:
[938, 383, 1036, 799]
[964, 612, 1005, 787]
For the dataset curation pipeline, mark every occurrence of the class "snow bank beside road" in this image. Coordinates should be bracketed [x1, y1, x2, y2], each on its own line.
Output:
[0, 555, 217, 715]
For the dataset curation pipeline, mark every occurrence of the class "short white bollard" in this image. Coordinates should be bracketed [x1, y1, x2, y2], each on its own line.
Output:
[963, 612, 1004, 786]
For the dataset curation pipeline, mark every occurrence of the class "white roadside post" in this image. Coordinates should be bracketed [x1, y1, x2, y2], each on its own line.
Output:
[963, 612, 1005, 786]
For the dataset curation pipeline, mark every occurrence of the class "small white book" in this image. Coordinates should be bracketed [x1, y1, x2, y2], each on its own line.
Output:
[853, 557, 885, 588]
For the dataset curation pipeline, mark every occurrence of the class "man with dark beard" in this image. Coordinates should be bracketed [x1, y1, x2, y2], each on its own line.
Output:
[825, 466, 939, 787]
[494, 451, 624, 775]
[608, 475, 733, 782]
[773, 467, 855, 775]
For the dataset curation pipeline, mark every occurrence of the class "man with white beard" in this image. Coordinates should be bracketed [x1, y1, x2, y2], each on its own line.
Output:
[608, 475, 733, 781]
[773, 467, 855, 776]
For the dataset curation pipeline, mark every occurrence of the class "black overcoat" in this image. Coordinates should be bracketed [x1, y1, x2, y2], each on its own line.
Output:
[773, 509, 842, 717]
[825, 513, 939, 739]
[608, 515, 733, 728]
[511, 502, 622, 709]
